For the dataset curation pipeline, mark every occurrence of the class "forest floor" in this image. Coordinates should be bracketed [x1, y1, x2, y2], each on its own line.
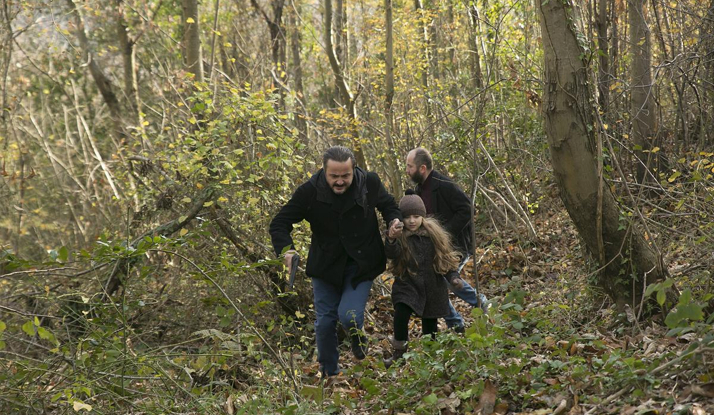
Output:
[263, 206, 714, 415]
[3, 198, 714, 415]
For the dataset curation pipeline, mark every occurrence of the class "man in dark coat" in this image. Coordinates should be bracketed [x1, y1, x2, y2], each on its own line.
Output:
[270, 146, 402, 376]
[406, 147, 488, 332]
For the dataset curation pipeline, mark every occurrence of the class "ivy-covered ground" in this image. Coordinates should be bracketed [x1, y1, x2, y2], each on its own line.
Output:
[1, 208, 713, 415]
[216, 211, 714, 414]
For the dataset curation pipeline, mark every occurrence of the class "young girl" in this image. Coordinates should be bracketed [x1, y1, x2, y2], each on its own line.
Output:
[384, 192, 464, 367]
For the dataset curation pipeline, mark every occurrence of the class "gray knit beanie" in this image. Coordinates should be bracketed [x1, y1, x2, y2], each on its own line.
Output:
[399, 193, 426, 217]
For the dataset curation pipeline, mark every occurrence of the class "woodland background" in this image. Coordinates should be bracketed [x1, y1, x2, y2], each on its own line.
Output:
[0, 0, 713, 413]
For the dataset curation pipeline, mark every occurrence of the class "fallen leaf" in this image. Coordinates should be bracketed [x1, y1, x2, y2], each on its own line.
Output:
[476, 379, 497, 415]
[691, 382, 714, 398]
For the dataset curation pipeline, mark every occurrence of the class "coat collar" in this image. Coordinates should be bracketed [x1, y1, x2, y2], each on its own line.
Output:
[404, 226, 429, 238]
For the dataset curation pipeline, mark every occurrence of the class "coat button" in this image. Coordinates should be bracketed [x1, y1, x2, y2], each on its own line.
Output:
[357, 250, 362, 254]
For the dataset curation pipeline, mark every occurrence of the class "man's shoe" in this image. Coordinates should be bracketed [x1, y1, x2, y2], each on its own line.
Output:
[351, 335, 368, 360]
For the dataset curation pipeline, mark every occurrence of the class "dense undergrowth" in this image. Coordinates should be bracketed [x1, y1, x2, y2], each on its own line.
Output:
[2, 200, 713, 414]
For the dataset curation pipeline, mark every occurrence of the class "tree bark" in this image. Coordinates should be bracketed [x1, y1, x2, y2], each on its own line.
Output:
[384, 0, 403, 197]
[182, 0, 204, 83]
[288, 3, 308, 142]
[247, 0, 287, 106]
[414, 0, 434, 138]
[629, 0, 656, 184]
[595, 0, 610, 113]
[537, 0, 667, 309]
[700, 0, 714, 147]
[66, 0, 126, 140]
[324, 0, 366, 168]
[114, 0, 145, 137]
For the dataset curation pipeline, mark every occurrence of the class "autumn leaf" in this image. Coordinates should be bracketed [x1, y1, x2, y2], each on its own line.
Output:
[476, 379, 497, 415]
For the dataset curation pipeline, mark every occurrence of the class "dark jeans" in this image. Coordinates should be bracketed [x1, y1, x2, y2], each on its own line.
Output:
[393, 302, 438, 342]
[312, 260, 372, 376]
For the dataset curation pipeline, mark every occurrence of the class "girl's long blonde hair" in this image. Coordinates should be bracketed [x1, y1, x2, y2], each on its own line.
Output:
[389, 217, 460, 277]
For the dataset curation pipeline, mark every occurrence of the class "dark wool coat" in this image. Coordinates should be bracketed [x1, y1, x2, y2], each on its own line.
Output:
[414, 170, 473, 255]
[385, 229, 459, 319]
[270, 167, 401, 289]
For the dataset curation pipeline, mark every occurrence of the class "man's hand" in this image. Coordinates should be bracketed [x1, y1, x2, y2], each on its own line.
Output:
[284, 250, 298, 274]
[388, 219, 404, 241]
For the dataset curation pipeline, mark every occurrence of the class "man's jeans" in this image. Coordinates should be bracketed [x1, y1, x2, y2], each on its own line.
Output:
[444, 278, 482, 328]
[312, 260, 372, 376]
[444, 255, 486, 329]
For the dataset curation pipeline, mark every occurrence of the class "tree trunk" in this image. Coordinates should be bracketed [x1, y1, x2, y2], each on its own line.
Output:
[115, 0, 144, 133]
[414, 0, 434, 138]
[629, 0, 655, 184]
[537, 0, 667, 309]
[182, 0, 204, 83]
[324, 0, 366, 168]
[67, 0, 126, 140]
[595, 0, 610, 114]
[384, 0, 402, 197]
[467, 5, 484, 90]
[700, 0, 714, 147]
[288, 4, 308, 142]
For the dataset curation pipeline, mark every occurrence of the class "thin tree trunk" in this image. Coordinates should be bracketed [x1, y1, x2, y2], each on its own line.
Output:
[596, 0, 610, 113]
[182, 0, 204, 83]
[415, 0, 434, 138]
[629, 0, 656, 184]
[247, 0, 287, 107]
[115, 0, 145, 140]
[289, 4, 308, 142]
[538, 0, 668, 309]
[324, 0, 366, 168]
[66, 0, 125, 140]
[384, 0, 402, 197]
[467, 4, 484, 90]
[699, 0, 714, 147]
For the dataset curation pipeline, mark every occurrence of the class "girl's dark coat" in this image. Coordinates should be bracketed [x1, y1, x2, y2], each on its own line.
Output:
[386, 229, 459, 318]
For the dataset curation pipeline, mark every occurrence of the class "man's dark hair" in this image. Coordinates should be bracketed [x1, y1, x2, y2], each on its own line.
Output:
[412, 147, 433, 170]
[323, 146, 357, 169]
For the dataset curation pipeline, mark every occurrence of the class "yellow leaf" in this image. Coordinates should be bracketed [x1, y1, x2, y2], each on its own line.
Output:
[179, 229, 188, 236]
[220, 179, 231, 185]
[72, 401, 93, 412]
[295, 311, 305, 318]
[203, 201, 214, 207]
[602, 124, 608, 130]
[182, 197, 192, 203]
[186, 17, 195, 23]
[196, 183, 204, 189]
[652, 147, 660, 153]
[218, 196, 228, 203]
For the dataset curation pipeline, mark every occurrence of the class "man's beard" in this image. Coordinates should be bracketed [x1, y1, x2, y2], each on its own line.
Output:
[409, 171, 424, 184]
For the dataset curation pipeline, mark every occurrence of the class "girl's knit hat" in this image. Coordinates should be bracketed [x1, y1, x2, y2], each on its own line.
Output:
[399, 190, 426, 217]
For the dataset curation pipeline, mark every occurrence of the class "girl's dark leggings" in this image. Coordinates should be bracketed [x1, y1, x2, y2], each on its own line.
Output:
[393, 302, 438, 342]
